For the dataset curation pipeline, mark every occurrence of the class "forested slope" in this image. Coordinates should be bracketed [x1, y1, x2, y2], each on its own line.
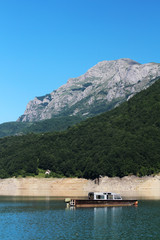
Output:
[0, 115, 84, 137]
[0, 78, 160, 179]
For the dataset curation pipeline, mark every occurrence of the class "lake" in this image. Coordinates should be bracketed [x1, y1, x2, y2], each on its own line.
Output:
[0, 197, 159, 240]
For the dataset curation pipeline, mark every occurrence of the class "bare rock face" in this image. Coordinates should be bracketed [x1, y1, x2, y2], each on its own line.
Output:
[17, 58, 160, 122]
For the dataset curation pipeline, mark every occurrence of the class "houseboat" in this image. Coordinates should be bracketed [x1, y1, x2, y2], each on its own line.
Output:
[65, 192, 138, 208]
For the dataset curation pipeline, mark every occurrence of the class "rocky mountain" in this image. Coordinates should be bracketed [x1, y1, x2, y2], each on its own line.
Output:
[17, 58, 160, 122]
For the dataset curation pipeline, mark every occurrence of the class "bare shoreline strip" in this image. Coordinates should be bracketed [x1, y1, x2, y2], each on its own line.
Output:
[0, 175, 160, 199]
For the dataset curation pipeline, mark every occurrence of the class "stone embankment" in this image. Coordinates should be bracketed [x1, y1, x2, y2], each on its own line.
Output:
[0, 175, 160, 199]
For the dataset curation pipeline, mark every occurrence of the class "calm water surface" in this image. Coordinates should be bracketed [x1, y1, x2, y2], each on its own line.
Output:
[0, 197, 159, 240]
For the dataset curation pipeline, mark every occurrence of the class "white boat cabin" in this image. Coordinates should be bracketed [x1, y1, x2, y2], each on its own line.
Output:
[88, 192, 122, 200]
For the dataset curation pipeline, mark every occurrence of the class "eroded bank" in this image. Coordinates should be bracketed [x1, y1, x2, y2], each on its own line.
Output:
[0, 175, 160, 199]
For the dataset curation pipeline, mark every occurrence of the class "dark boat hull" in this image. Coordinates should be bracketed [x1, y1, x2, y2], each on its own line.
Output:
[70, 199, 138, 207]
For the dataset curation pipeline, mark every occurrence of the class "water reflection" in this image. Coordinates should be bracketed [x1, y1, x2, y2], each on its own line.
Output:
[94, 206, 122, 221]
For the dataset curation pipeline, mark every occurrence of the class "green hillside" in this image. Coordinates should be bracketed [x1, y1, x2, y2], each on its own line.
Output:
[0, 122, 31, 137]
[0, 115, 84, 137]
[0, 78, 160, 179]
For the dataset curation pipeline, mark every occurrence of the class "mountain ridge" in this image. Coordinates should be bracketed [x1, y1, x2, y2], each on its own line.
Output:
[17, 58, 160, 122]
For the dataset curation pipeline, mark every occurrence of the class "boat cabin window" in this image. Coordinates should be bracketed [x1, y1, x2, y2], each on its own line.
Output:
[114, 194, 121, 200]
[96, 194, 105, 200]
[107, 194, 113, 200]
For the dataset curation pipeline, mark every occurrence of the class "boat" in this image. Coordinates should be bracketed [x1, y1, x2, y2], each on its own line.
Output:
[65, 192, 138, 207]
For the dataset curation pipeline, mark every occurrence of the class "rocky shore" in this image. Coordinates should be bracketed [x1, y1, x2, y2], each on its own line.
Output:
[0, 175, 160, 199]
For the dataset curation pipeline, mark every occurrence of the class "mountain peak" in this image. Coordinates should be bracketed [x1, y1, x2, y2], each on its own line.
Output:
[116, 58, 141, 64]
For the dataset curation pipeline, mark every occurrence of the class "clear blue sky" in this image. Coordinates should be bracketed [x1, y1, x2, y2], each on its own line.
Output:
[0, 0, 160, 123]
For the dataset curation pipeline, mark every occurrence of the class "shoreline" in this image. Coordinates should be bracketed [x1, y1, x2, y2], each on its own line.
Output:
[0, 175, 160, 199]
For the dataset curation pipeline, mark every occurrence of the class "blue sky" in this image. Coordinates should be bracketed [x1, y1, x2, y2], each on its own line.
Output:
[0, 0, 160, 123]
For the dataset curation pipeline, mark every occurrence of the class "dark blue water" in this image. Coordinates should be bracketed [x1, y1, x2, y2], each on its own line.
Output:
[0, 197, 159, 240]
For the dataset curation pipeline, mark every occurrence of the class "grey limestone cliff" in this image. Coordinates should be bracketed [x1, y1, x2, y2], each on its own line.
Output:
[17, 58, 160, 122]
